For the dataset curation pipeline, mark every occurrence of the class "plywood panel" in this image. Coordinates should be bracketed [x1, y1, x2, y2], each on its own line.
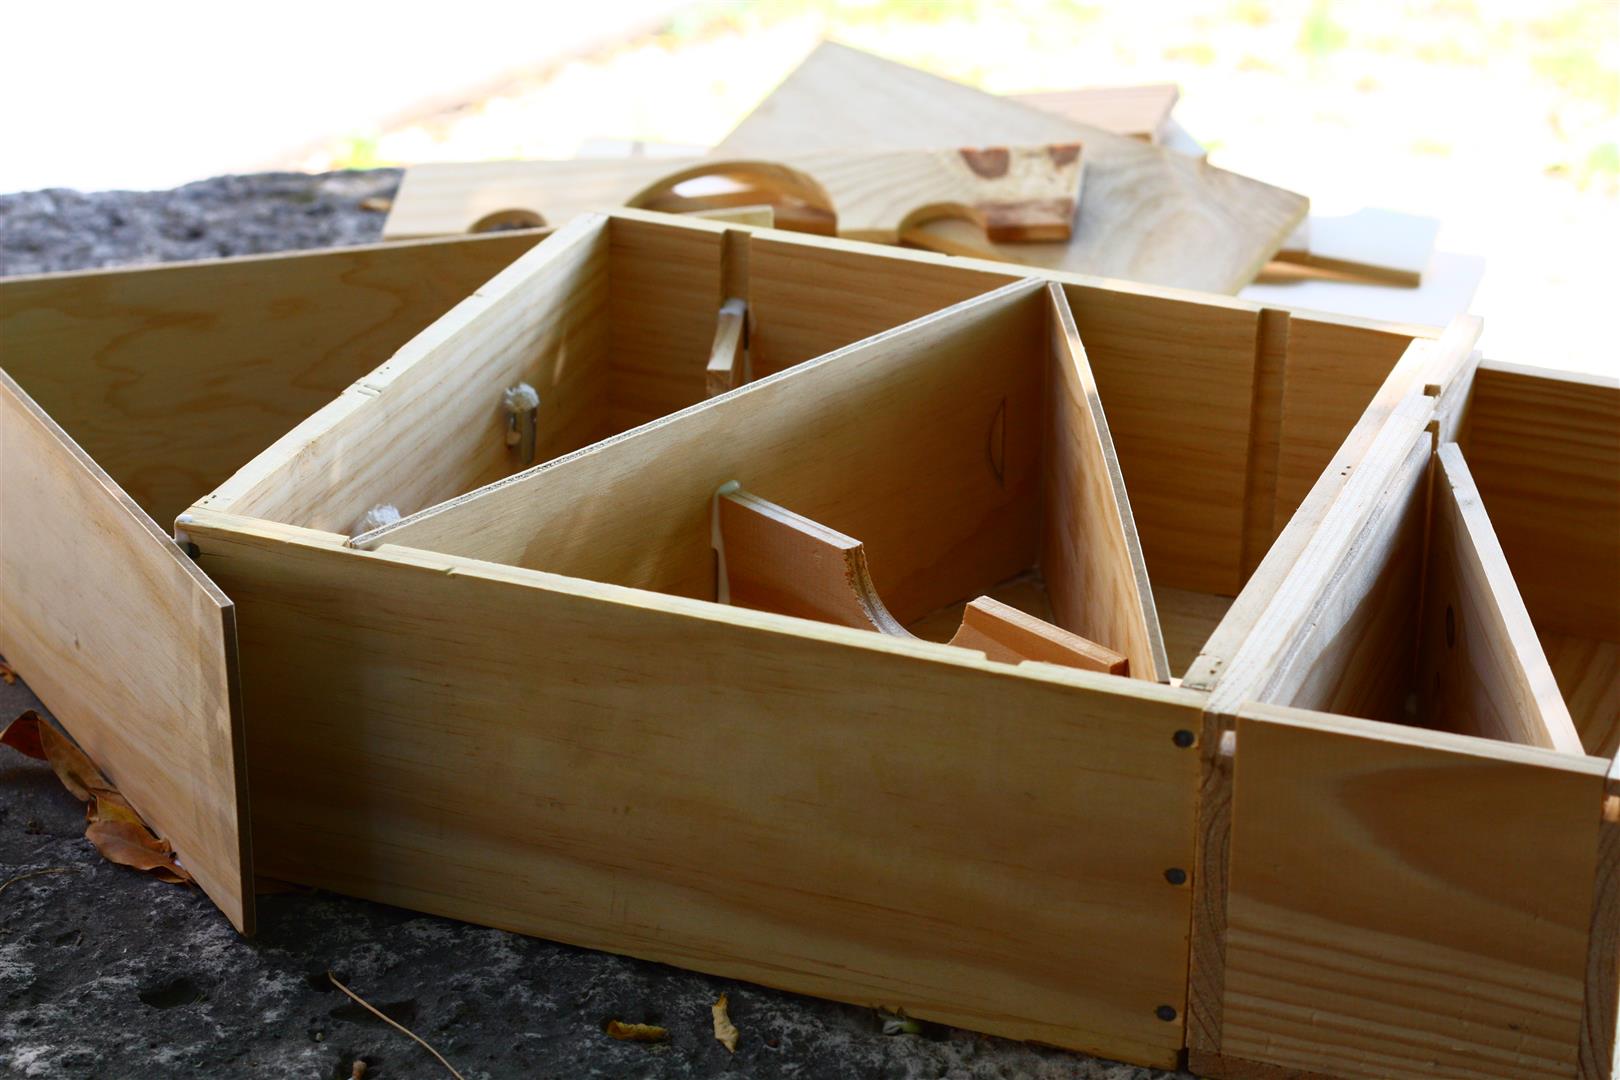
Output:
[1418, 443, 1584, 752]
[209, 215, 610, 533]
[362, 280, 1051, 625]
[1468, 361, 1620, 643]
[1220, 704, 1606, 1078]
[183, 509, 1203, 1068]
[1545, 632, 1620, 757]
[1061, 283, 1260, 596]
[1043, 284, 1167, 680]
[722, 44, 1306, 294]
[0, 372, 250, 932]
[0, 231, 543, 530]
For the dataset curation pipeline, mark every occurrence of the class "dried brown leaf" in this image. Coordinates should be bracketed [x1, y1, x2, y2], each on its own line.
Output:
[712, 993, 739, 1053]
[0, 660, 16, 684]
[85, 820, 190, 884]
[0, 710, 48, 760]
[605, 1020, 669, 1042]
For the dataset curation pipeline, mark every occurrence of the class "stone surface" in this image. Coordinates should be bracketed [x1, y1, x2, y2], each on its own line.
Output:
[0, 171, 1184, 1079]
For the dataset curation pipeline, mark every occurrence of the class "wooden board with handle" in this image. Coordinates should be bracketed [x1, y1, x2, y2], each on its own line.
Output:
[720, 43, 1307, 294]
[382, 143, 1084, 245]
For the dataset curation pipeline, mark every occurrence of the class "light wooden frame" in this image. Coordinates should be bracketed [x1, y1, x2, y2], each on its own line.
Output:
[2, 210, 1614, 1078]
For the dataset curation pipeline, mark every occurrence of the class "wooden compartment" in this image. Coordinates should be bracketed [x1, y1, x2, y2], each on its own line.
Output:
[4, 210, 1616, 1078]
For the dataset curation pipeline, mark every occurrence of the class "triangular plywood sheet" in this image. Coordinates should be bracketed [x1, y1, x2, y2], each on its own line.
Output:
[718, 43, 1307, 294]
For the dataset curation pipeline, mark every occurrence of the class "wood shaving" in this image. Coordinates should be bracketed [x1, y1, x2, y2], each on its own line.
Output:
[605, 1020, 668, 1042]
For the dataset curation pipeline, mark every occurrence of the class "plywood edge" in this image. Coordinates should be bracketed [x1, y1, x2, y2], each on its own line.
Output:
[1580, 757, 1620, 1080]
[350, 275, 1049, 557]
[1043, 282, 1169, 681]
[1, 371, 254, 934]
[199, 213, 611, 521]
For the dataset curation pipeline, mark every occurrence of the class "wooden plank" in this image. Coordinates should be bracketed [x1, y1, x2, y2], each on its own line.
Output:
[719, 43, 1307, 294]
[715, 486, 906, 634]
[706, 298, 747, 397]
[207, 215, 611, 533]
[948, 595, 1127, 675]
[1214, 703, 1605, 1078]
[0, 372, 251, 932]
[1239, 309, 1290, 580]
[1581, 767, 1620, 1080]
[181, 508, 1204, 1067]
[1467, 361, 1620, 643]
[0, 230, 544, 531]
[357, 279, 1052, 627]
[383, 144, 1084, 244]
[1419, 443, 1584, 753]
[1043, 283, 1168, 681]
[1545, 632, 1620, 757]
[1009, 84, 1179, 141]
[1275, 208, 1440, 286]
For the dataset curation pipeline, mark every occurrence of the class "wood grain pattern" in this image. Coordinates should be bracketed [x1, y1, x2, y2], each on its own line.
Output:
[1221, 704, 1606, 1078]
[1418, 444, 1584, 752]
[0, 372, 251, 932]
[0, 231, 543, 531]
[1152, 586, 1234, 681]
[207, 215, 612, 532]
[1467, 361, 1620, 643]
[182, 509, 1203, 1067]
[358, 279, 1051, 627]
[948, 595, 1128, 675]
[716, 486, 907, 634]
[1544, 632, 1620, 757]
[718, 43, 1306, 294]
[383, 144, 1084, 244]
[1010, 84, 1178, 141]
[1580, 789, 1620, 1080]
[1043, 283, 1168, 681]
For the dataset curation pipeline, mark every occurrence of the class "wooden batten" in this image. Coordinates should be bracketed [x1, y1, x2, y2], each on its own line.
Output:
[948, 596, 1128, 675]
[1418, 443, 1584, 753]
[1042, 283, 1168, 681]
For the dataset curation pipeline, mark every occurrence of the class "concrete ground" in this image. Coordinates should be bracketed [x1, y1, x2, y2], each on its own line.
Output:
[0, 171, 1182, 1079]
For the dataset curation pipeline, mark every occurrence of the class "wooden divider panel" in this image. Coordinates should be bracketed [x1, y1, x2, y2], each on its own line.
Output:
[183, 509, 1203, 1069]
[360, 279, 1051, 624]
[1419, 443, 1584, 753]
[210, 215, 610, 532]
[0, 231, 543, 530]
[0, 373, 251, 932]
[1043, 284, 1168, 681]
[1210, 704, 1605, 1079]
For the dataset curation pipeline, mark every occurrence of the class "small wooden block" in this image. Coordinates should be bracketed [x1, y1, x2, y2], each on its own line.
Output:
[949, 595, 1128, 674]
[706, 298, 747, 398]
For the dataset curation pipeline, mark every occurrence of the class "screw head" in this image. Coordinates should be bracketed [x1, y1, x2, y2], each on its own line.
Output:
[1155, 1004, 1178, 1022]
[1172, 729, 1196, 748]
[1164, 868, 1188, 886]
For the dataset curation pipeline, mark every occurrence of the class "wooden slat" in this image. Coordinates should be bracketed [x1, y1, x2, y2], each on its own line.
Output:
[0, 372, 251, 932]
[705, 298, 747, 397]
[0, 230, 543, 531]
[948, 596, 1127, 675]
[1467, 361, 1620, 643]
[718, 43, 1306, 294]
[383, 144, 1084, 244]
[1213, 704, 1605, 1079]
[1419, 443, 1584, 753]
[182, 508, 1203, 1068]
[1043, 283, 1168, 681]
[208, 215, 611, 532]
[357, 279, 1052, 627]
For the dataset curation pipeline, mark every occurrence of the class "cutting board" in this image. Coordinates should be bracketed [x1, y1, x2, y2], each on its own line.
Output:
[382, 143, 1084, 244]
[718, 43, 1308, 294]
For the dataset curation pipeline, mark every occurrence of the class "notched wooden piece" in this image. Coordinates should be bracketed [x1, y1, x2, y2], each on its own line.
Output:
[706, 298, 748, 398]
[948, 596, 1127, 675]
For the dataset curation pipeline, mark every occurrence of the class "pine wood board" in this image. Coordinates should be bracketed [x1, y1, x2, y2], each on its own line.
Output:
[1418, 443, 1584, 753]
[182, 508, 1203, 1068]
[0, 231, 544, 531]
[1544, 632, 1620, 757]
[1220, 704, 1606, 1078]
[0, 371, 251, 932]
[1042, 283, 1168, 680]
[715, 45, 1306, 293]
[382, 143, 1084, 244]
[1275, 208, 1440, 286]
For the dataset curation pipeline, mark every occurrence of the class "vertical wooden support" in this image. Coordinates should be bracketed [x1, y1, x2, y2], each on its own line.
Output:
[1042, 283, 1169, 681]
[1239, 308, 1290, 579]
[706, 298, 749, 397]
[1186, 715, 1235, 1076]
[1580, 759, 1620, 1080]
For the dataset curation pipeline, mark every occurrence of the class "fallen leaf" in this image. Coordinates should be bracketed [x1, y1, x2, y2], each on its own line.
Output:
[0, 660, 16, 684]
[85, 820, 189, 884]
[605, 1020, 668, 1042]
[1, 710, 192, 885]
[712, 993, 739, 1053]
[359, 196, 393, 213]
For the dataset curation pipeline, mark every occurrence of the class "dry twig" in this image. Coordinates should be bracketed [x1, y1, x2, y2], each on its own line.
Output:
[327, 971, 465, 1080]
[0, 866, 78, 898]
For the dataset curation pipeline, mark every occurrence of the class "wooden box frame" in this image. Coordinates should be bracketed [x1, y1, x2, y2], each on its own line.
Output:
[2, 211, 1615, 1078]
